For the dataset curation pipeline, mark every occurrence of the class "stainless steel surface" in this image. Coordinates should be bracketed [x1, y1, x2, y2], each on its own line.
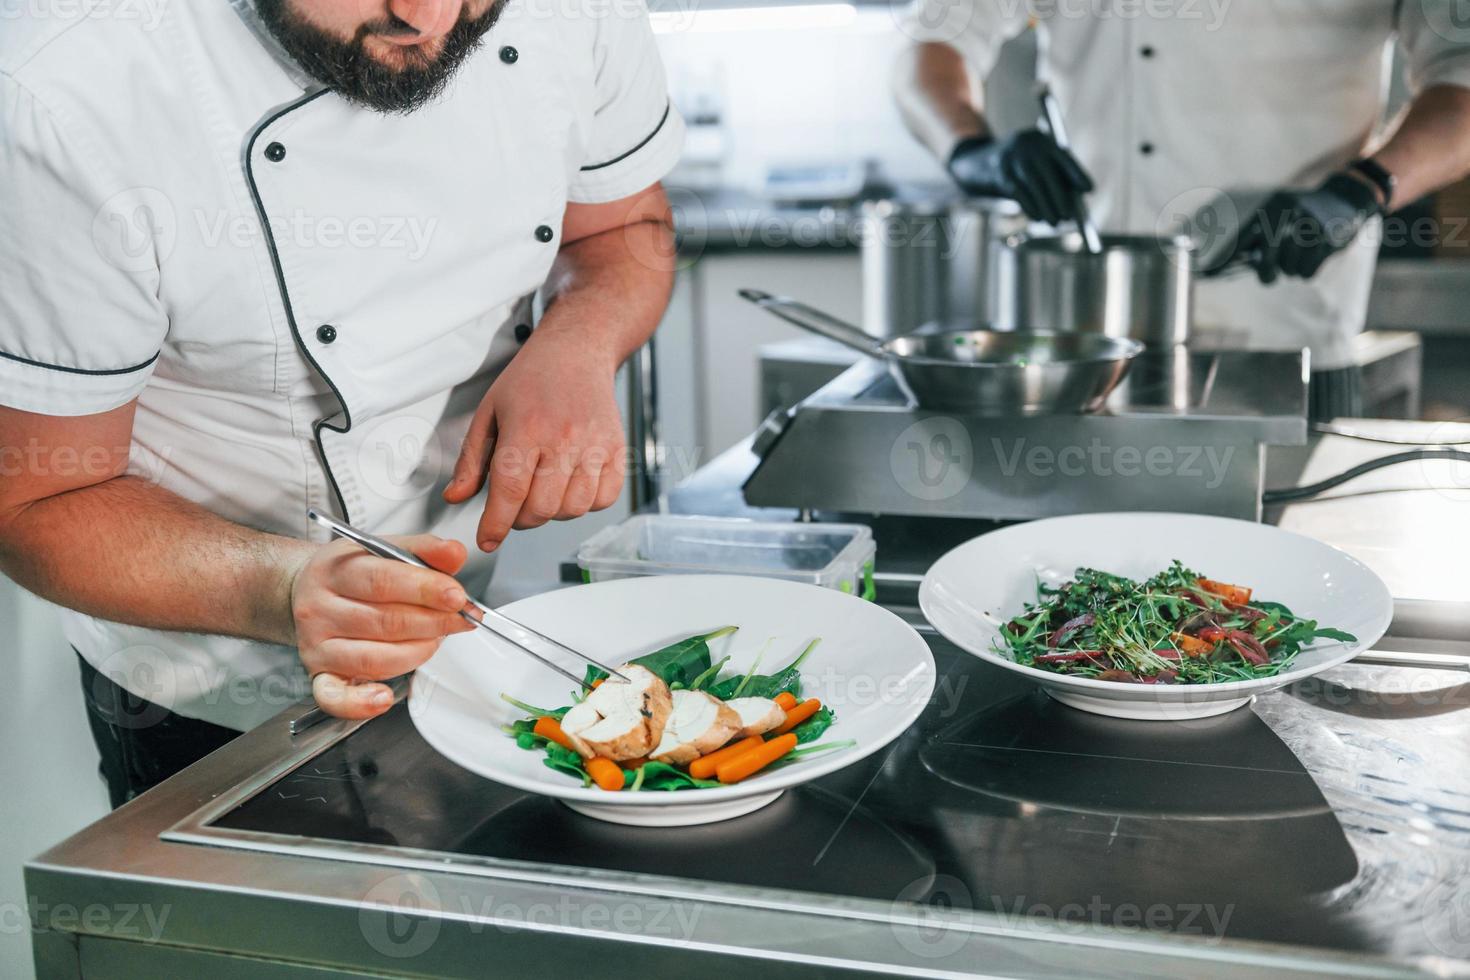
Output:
[27, 424, 1470, 978]
[740, 289, 1142, 416]
[859, 197, 1027, 337]
[307, 508, 629, 687]
[1013, 232, 1195, 346]
[1038, 87, 1103, 255]
[741, 348, 1307, 522]
[625, 336, 661, 509]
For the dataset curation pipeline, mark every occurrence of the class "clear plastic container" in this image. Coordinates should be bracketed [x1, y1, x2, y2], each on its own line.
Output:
[576, 515, 876, 600]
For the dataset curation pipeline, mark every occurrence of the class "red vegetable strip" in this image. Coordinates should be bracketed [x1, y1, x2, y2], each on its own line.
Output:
[1047, 613, 1095, 648]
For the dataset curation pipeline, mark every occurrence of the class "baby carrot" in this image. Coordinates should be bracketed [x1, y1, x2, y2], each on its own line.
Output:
[774, 691, 798, 711]
[590, 677, 605, 689]
[716, 733, 798, 784]
[533, 716, 575, 752]
[772, 698, 822, 736]
[688, 736, 764, 780]
[586, 757, 625, 791]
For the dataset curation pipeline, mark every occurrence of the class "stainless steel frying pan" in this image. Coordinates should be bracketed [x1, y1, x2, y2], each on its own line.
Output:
[740, 289, 1143, 416]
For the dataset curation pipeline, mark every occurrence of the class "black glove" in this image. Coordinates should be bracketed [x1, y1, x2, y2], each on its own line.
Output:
[1232, 173, 1383, 284]
[946, 129, 1094, 226]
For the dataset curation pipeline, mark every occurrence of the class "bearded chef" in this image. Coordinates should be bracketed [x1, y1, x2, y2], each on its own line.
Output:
[894, 1, 1470, 418]
[0, 0, 683, 806]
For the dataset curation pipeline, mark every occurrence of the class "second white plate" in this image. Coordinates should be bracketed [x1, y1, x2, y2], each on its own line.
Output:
[919, 513, 1393, 720]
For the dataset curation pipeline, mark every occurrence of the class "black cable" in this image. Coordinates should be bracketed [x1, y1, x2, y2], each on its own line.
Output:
[1262, 449, 1470, 504]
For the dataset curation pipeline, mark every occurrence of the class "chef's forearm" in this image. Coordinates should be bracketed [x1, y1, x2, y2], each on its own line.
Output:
[534, 214, 676, 367]
[1369, 84, 1470, 209]
[894, 42, 991, 162]
[0, 476, 308, 647]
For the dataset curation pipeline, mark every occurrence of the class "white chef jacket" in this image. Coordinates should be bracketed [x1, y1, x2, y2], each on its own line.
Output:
[901, 0, 1470, 369]
[0, 0, 684, 729]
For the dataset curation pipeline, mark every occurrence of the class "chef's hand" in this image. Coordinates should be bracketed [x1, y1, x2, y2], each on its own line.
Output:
[1231, 173, 1383, 284]
[947, 130, 1094, 226]
[290, 534, 476, 719]
[443, 329, 626, 552]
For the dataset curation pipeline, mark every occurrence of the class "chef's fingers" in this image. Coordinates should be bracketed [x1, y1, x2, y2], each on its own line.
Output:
[556, 457, 602, 521]
[312, 671, 395, 720]
[1023, 156, 1072, 227]
[444, 399, 497, 503]
[1000, 155, 1050, 224]
[1295, 241, 1331, 280]
[1055, 146, 1094, 193]
[329, 537, 468, 610]
[478, 444, 538, 551]
[385, 533, 468, 575]
[593, 453, 625, 512]
[513, 452, 573, 530]
[328, 597, 473, 642]
[315, 637, 443, 682]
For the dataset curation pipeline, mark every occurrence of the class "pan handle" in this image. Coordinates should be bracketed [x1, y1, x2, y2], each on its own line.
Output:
[738, 289, 888, 359]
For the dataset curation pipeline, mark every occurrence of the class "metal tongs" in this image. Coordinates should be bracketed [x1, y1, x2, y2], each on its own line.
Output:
[1038, 86, 1104, 256]
[289, 510, 628, 734]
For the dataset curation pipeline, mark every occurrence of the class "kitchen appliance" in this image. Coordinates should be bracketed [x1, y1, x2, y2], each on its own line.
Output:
[860, 196, 1027, 336]
[742, 344, 1307, 522]
[740, 289, 1142, 416]
[1012, 232, 1195, 345]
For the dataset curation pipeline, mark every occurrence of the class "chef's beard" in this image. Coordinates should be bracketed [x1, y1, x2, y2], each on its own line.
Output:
[254, 0, 506, 114]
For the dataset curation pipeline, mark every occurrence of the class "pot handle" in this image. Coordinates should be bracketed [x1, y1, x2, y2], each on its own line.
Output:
[738, 289, 888, 359]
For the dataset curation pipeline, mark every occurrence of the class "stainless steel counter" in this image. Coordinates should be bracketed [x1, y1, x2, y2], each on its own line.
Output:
[26, 422, 1470, 979]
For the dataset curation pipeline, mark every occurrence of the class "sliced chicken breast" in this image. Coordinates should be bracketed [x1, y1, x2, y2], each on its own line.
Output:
[559, 664, 671, 761]
[650, 690, 742, 765]
[725, 696, 787, 738]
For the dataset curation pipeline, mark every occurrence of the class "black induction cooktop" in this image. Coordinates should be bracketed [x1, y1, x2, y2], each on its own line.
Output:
[213, 640, 1470, 961]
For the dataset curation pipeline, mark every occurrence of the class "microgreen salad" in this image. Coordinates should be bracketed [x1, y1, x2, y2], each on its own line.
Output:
[995, 561, 1357, 685]
[502, 627, 852, 791]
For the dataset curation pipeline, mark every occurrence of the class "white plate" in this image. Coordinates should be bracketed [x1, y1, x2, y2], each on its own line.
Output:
[410, 575, 936, 825]
[919, 513, 1392, 721]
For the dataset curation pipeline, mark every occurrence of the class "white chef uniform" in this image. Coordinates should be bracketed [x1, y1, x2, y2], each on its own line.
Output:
[0, 0, 684, 729]
[900, 0, 1470, 370]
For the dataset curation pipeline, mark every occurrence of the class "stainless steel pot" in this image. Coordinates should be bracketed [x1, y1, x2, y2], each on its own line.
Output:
[860, 197, 1027, 338]
[1012, 233, 1194, 346]
[741, 289, 1142, 416]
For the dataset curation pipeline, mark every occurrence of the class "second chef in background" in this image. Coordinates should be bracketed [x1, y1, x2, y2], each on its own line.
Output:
[894, 0, 1470, 418]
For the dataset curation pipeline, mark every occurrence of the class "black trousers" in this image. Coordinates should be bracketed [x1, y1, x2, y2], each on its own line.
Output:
[77, 653, 242, 809]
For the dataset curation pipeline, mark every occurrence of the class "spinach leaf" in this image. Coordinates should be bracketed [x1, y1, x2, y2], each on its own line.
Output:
[709, 638, 819, 700]
[500, 694, 570, 720]
[632, 761, 722, 791]
[791, 705, 834, 744]
[542, 742, 591, 787]
[583, 626, 739, 689]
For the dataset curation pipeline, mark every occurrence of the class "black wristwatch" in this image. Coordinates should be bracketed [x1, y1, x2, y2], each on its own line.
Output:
[1348, 157, 1396, 212]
